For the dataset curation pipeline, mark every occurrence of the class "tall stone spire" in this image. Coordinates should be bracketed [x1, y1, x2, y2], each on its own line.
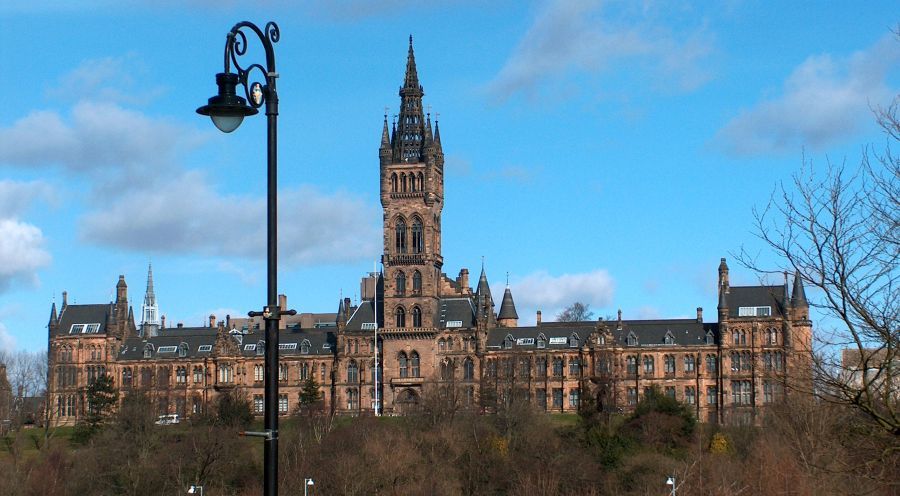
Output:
[392, 35, 426, 163]
[140, 263, 160, 336]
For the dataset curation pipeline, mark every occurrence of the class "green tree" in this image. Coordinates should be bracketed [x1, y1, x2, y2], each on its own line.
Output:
[73, 374, 117, 442]
[297, 375, 322, 415]
[215, 388, 253, 427]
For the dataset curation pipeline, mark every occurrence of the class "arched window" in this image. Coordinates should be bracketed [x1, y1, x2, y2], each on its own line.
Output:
[257, 340, 265, 356]
[176, 366, 187, 384]
[398, 352, 408, 378]
[440, 360, 451, 380]
[504, 334, 514, 349]
[438, 338, 446, 351]
[411, 351, 420, 377]
[347, 361, 358, 383]
[347, 388, 358, 410]
[400, 173, 407, 192]
[569, 333, 580, 348]
[706, 354, 718, 373]
[536, 357, 547, 377]
[664, 355, 676, 374]
[412, 270, 422, 294]
[301, 339, 311, 354]
[279, 363, 289, 381]
[732, 330, 740, 345]
[537, 334, 547, 349]
[742, 351, 752, 371]
[143, 344, 154, 358]
[643, 355, 655, 375]
[684, 354, 695, 373]
[411, 218, 423, 254]
[417, 172, 424, 191]
[396, 270, 406, 296]
[395, 218, 407, 253]
[447, 337, 454, 351]
[122, 368, 133, 387]
[179, 342, 189, 358]
[463, 357, 474, 381]
[395, 306, 406, 328]
[552, 357, 564, 377]
[391, 173, 398, 192]
[731, 352, 741, 371]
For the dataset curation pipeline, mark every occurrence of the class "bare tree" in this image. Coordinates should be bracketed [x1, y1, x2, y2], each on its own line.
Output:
[557, 302, 594, 322]
[740, 99, 899, 436]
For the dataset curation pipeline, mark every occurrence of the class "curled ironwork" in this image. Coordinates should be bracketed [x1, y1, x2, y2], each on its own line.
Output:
[223, 21, 279, 109]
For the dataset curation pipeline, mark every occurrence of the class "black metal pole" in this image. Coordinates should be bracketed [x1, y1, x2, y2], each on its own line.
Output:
[264, 78, 279, 496]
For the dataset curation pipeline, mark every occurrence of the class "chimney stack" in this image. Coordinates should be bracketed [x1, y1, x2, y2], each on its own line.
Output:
[459, 268, 469, 291]
[209, 314, 216, 327]
[617, 309, 622, 330]
[279, 294, 287, 311]
[62, 291, 68, 308]
[696, 307, 703, 322]
[177, 322, 183, 328]
[536, 310, 542, 325]
[161, 315, 166, 329]
[226, 314, 231, 329]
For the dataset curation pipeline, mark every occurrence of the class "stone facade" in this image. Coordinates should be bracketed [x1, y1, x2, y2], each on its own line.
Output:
[45, 38, 812, 426]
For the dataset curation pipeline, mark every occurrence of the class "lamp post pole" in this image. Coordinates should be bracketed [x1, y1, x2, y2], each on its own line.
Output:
[197, 21, 295, 496]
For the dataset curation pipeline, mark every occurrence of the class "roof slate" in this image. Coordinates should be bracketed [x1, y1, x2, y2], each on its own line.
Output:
[55, 304, 112, 337]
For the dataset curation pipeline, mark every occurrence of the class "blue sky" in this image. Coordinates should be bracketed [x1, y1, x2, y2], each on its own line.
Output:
[0, 1, 897, 352]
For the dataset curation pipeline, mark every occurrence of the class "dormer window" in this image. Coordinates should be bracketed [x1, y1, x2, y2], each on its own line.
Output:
[626, 332, 638, 346]
[664, 332, 675, 345]
[300, 339, 311, 354]
[537, 334, 547, 349]
[178, 343, 189, 358]
[568, 333, 580, 348]
[256, 340, 265, 356]
[504, 334, 514, 350]
[143, 344, 154, 358]
[705, 330, 715, 345]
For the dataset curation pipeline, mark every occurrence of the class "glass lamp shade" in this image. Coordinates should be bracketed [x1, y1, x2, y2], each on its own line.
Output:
[196, 72, 258, 133]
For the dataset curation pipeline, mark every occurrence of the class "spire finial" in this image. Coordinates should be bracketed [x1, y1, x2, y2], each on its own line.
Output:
[506, 271, 509, 288]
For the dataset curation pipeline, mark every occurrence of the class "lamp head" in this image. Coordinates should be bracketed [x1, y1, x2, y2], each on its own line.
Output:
[197, 72, 258, 133]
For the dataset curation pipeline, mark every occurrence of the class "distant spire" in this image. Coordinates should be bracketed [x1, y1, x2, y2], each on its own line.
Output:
[392, 35, 426, 163]
[433, 118, 441, 149]
[404, 34, 419, 89]
[380, 113, 391, 148]
[140, 263, 160, 334]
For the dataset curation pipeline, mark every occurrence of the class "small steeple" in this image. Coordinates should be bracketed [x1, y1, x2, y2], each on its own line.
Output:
[48, 301, 58, 330]
[791, 271, 808, 308]
[337, 297, 347, 325]
[141, 263, 160, 334]
[497, 287, 519, 321]
[392, 36, 426, 163]
[380, 113, 391, 148]
[433, 118, 442, 151]
[404, 34, 419, 89]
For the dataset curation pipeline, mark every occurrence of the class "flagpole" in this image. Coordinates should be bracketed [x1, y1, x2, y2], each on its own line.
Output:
[374, 259, 380, 416]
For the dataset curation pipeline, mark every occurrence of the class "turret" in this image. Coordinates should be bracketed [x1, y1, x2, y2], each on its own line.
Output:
[718, 258, 730, 292]
[475, 265, 495, 328]
[497, 286, 519, 328]
[337, 297, 347, 331]
[48, 301, 58, 332]
[791, 271, 808, 319]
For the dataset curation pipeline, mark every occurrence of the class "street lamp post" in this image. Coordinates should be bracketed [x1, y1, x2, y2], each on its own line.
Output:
[304, 478, 314, 496]
[197, 20, 295, 496]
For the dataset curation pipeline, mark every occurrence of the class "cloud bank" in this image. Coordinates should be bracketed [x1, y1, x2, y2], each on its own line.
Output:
[511, 269, 615, 323]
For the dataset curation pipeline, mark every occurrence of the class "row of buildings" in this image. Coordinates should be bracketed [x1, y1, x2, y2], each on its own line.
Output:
[45, 38, 812, 426]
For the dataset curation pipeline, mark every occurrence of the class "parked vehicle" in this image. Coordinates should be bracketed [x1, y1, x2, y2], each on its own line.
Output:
[154, 414, 180, 425]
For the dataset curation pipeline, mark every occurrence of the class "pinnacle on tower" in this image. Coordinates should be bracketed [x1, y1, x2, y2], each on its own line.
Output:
[48, 301, 58, 329]
[392, 35, 426, 163]
[791, 271, 808, 308]
[498, 287, 519, 321]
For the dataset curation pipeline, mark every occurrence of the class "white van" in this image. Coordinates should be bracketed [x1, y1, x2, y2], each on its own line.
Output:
[155, 414, 180, 425]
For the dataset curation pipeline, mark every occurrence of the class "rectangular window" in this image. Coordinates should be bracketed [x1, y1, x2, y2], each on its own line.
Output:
[536, 389, 547, 410]
[361, 323, 377, 330]
[549, 337, 567, 345]
[254, 395, 264, 414]
[568, 389, 580, 407]
[738, 306, 772, 317]
[84, 323, 101, 333]
[278, 394, 288, 414]
[685, 386, 696, 405]
[707, 386, 717, 405]
[684, 355, 695, 373]
[157, 346, 178, 353]
[552, 388, 563, 408]
[198, 345, 212, 352]
[568, 359, 580, 376]
[69, 324, 85, 334]
[665, 386, 676, 399]
[763, 381, 773, 404]
[254, 365, 264, 382]
[627, 387, 637, 406]
[279, 343, 298, 350]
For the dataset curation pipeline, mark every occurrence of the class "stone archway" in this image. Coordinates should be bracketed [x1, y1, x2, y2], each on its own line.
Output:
[395, 388, 420, 414]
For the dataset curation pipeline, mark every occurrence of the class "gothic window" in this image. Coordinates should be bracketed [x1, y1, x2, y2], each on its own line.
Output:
[438, 338, 446, 351]
[537, 334, 547, 349]
[399, 352, 408, 378]
[731, 351, 741, 371]
[766, 328, 778, 345]
[504, 334, 514, 350]
[396, 271, 406, 296]
[395, 306, 406, 328]
[159, 366, 171, 387]
[401, 173, 408, 192]
[301, 339, 311, 354]
[568, 358, 580, 376]
[412, 270, 422, 294]
[685, 386, 696, 404]
[627, 332, 638, 346]
[536, 357, 547, 378]
[176, 366, 187, 384]
[664, 355, 676, 374]
[520, 358, 531, 378]
[706, 354, 718, 373]
[179, 342, 189, 358]
[412, 306, 422, 327]
[218, 364, 233, 383]
[411, 218, 423, 253]
[122, 368, 133, 387]
[193, 366, 204, 383]
[684, 354, 695, 373]
[254, 364, 264, 382]
[626, 356, 637, 375]
[706, 331, 715, 345]
[347, 361, 358, 383]
[417, 172, 424, 191]
[742, 351, 752, 371]
[141, 367, 153, 387]
[552, 357, 564, 377]
[763, 352, 773, 371]
[569, 333, 580, 348]
[391, 173, 398, 193]
[395, 218, 407, 254]
[440, 360, 452, 380]
[411, 351, 420, 377]
[774, 351, 784, 371]
[643, 355, 655, 376]
[447, 337, 454, 351]
[279, 363, 289, 381]
[347, 388, 358, 410]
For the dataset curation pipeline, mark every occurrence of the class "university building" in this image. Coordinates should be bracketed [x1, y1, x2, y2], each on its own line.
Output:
[45, 38, 812, 426]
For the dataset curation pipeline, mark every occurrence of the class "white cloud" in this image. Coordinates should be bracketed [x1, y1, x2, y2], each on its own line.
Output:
[716, 34, 900, 156]
[0, 322, 16, 353]
[511, 269, 615, 323]
[486, 0, 713, 102]
[0, 219, 51, 293]
[79, 171, 380, 265]
[0, 180, 56, 218]
[45, 54, 165, 106]
[0, 101, 205, 188]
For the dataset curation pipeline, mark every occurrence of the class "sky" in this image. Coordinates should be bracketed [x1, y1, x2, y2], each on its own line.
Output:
[0, 1, 897, 353]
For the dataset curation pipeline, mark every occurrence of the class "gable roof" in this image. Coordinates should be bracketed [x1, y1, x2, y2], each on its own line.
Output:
[54, 304, 112, 337]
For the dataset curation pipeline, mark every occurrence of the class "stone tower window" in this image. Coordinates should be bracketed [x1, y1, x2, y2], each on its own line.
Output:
[412, 306, 422, 327]
[395, 306, 406, 328]
[398, 352, 408, 377]
[391, 173, 398, 192]
[412, 270, 422, 294]
[395, 218, 407, 253]
[411, 351, 420, 377]
[396, 271, 406, 296]
[411, 218, 423, 253]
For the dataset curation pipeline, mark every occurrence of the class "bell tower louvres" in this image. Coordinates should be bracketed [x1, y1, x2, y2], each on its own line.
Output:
[380, 36, 444, 330]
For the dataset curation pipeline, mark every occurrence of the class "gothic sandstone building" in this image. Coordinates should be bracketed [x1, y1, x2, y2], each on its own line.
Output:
[46, 38, 812, 426]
